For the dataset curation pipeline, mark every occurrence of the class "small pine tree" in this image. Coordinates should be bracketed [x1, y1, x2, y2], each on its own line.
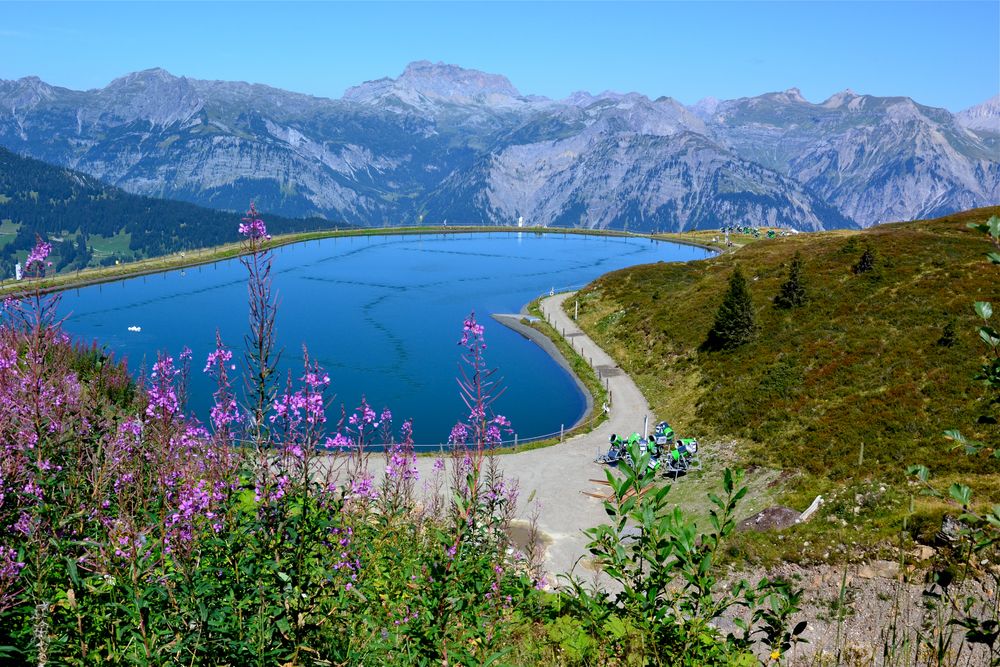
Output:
[706, 266, 757, 350]
[852, 245, 876, 274]
[773, 252, 807, 309]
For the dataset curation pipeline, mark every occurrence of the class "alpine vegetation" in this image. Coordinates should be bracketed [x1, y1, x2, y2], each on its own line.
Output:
[0, 204, 799, 665]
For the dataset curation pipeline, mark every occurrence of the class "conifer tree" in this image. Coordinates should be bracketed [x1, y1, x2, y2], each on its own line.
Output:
[773, 252, 807, 309]
[852, 245, 876, 274]
[706, 266, 757, 350]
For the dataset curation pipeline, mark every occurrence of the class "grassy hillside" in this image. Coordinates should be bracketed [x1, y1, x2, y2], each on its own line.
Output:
[575, 207, 1000, 558]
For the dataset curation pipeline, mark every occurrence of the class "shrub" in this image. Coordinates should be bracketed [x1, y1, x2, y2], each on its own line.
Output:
[773, 252, 807, 309]
[852, 245, 877, 274]
[564, 443, 805, 665]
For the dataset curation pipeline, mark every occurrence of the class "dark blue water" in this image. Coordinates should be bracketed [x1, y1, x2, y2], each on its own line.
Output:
[58, 233, 710, 444]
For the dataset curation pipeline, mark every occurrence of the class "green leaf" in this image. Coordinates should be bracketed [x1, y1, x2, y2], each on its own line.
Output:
[65, 556, 81, 587]
[988, 215, 1000, 239]
[482, 648, 514, 665]
[605, 614, 628, 639]
[949, 483, 972, 508]
[979, 326, 1000, 347]
[236, 488, 257, 512]
[723, 469, 734, 494]
[975, 301, 993, 321]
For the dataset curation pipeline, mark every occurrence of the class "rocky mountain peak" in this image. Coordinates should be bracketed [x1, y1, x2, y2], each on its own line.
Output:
[755, 87, 809, 105]
[96, 68, 203, 127]
[822, 88, 862, 109]
[398, 60, 520, 97]
[957, 94, 1000, 134]
[17, 75, 49, 89]
[689, 96, 721, 119]
[106, 67, 181, 88]
[343, 60, 522, 106]
[0, 76, 58, 116]
[783, 87, 806, 102]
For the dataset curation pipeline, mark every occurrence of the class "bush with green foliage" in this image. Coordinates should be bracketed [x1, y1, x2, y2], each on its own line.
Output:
[561, 442, 804, 665]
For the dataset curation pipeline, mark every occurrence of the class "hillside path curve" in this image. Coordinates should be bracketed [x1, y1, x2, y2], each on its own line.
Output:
[414, 291, 656, 581]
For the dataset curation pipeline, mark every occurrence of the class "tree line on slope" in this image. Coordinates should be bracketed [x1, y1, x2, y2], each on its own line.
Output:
[0, 147, 340, 278]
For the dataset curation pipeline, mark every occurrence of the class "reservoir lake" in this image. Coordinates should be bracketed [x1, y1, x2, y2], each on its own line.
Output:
[58, 232, 711, 444]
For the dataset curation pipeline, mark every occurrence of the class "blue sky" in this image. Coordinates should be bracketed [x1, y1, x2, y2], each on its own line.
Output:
[1, 1, 997, 111]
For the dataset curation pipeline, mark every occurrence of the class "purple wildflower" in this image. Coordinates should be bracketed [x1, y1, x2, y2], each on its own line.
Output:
[239, 203, 269, 240]
[24, 239, 52, 277]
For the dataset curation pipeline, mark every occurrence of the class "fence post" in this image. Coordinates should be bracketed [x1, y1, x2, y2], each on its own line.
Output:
[560, 424, 564, 443]
[858, 441, 864, 467]
[514, 434, 518, 448]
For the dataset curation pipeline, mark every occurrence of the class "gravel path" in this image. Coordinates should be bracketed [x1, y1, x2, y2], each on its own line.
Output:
[414, 291, 656, 580]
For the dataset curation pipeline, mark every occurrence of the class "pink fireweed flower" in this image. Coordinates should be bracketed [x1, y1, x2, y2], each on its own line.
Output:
[24, 239, 52, 277]
[209, 399, 241, 431]
[324, 432, 352, 450]
[384, 437, 418, 482]
[204, 347, 233, 374]
[348, 401, 377, 427]
[0, 546, 24, 580]
[239, 203, 269, 240]
[0, 544, 25, 610]
[349, 475, 378, 500]
[145, 355, 180, 419]
[448, 422, 469, 445]
[204, 334, 241, 432]
[459, 316, 486, 347]
[271, 362, 330, 433]
[452, 312, 512, 450]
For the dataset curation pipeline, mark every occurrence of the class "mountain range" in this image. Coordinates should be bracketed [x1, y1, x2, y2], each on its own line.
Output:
[0, 61, 997, 232]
